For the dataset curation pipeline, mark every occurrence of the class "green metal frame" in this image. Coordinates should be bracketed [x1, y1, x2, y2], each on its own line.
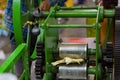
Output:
[0, 44, 30, 80]
[0, 0, 42, 80]
[13, 0, 24, 45]
[0, 0, 115, 80]
[40, 5, 114, 80]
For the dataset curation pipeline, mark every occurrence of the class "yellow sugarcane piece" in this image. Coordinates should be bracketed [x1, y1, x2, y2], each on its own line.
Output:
[26, 21, 33, 25]
[51, 57, 84, 66]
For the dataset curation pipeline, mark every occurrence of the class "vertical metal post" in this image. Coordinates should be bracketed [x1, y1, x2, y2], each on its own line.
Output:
[95, 5, 101, 80]
[24, 26, 31, 80]
[44, 4, 59, 80]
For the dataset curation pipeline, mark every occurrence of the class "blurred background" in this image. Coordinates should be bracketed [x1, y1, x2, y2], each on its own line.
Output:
[0, 0, 10, 66]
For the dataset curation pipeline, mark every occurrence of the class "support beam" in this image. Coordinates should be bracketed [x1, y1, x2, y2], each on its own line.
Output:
[0, 44, 27, 72]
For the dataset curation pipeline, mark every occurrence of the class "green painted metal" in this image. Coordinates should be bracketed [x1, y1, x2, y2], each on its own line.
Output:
[24, 26, 30, 80]
[97, 64, 102, 80]
[41, 5, 113, 80]
[86, 18, 96, 37]
[99, 6, 104, 22]
[13, 0, 24, 45]
[44, 24, 94, 28]
[58, 6, 98, 10]
[104, 10, 115, 18]
[44, 5, 59, 80]
[88, 48, 102, 60]
[42, 9, 115, 18]
[95, 5, 101, 80]
[19, 71, 25, 80]
[88, 49, 96, 55]
[103, 18, 113, 48]
[0, 0, 41, 80]
[0, 44, 27, 72]
[88, 68, 96, 74]
[3, 1, 115, 79]
[23, 49, 30, 80]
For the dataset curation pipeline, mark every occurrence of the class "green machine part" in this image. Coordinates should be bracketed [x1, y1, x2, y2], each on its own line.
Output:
[40, 5, 114, 80]
[0, 0, 115, 80]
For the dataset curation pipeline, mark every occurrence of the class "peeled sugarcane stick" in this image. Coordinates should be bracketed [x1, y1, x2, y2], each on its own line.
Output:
[51, 57, 84, 66]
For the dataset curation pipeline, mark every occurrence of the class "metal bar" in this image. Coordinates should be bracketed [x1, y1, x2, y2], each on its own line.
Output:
[103, 18, 113, 48]
[43, 10, 97, 18]
[0, 44, 27, 72]
[23, 50, 30, 80]
[88, 49, 96, 55]
[13, 0, 24, 45]
[88, 68, 96, 74]
[46, 24, 94, 28]
[45, 5, 59, 77]
[19, 71, 25, 80]
[43, 4, 58, 27]
[24, 26, 31, 80]
[104, 10, 115, 18]
[59, 6, 98, 10]
[43, 10, 115, 18]
[88, 48, 102, 60]
[95, 5, 101, 80]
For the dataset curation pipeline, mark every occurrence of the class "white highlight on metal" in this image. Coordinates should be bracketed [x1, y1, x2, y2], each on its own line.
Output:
[59, 43, 87, 59]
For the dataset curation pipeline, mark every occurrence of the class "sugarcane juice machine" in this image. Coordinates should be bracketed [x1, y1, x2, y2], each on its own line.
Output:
[0, 0, 119, 80]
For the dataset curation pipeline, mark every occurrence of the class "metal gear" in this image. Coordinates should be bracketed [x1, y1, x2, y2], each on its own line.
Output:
[114, 5, 120, 80]
[35, 42, 45, 79]
[102, 42, 113, 73]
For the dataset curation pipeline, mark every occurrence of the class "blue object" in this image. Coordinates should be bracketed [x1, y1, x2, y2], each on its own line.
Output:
[78, 0, 85, 4]
[0, 29, 9, 37]
[4, 0, 66, 42]
[48, 0, 66, 6]
[4, 0, 27, 32]
[4, 0, 66, 33]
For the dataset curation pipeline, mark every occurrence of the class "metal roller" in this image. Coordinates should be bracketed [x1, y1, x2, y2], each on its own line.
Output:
[59, 43, 88, 59]
[58, 64, 87, 80]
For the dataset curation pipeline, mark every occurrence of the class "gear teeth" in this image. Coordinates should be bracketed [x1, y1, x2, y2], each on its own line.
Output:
[114, 40, 120, 78]
[102, 42, 113, 73]
[114, 6, 120, 79]
[115, 7, 120, 20]
[35, 42, 44, 79]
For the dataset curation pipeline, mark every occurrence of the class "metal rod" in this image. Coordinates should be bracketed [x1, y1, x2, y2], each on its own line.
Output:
[59, 6, 98, 10]
[95, 5, 101, 80]
[19, 71, 25, 80]
[104, 10, 115, 18]
[13, 0, 24, 45]
[88, 68, 96, 74]
[43, 10, 115, 18]
[0, 44, 27, 72]
[88, 49, 96, 55]
[46, 24, 94, 28]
